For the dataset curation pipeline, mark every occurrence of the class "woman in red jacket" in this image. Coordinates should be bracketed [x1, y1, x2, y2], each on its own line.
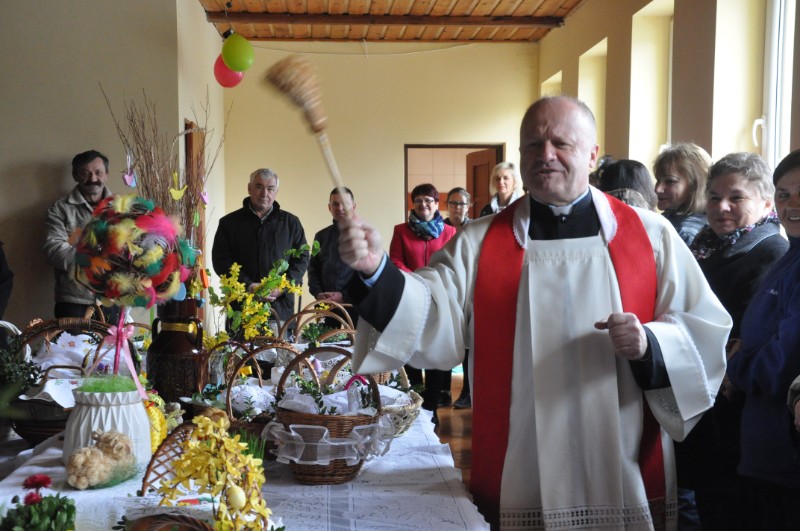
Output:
[389, 183, 456, 424]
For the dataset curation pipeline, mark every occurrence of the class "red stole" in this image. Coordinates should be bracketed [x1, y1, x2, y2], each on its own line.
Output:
[472, 195, 664, 529]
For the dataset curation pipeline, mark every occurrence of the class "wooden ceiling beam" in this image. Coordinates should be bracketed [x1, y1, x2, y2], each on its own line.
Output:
[206, 11, 564, 28]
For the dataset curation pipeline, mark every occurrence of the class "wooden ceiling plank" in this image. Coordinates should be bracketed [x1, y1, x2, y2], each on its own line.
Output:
[428, 0, 456, 16]
[311, 24, 329, 38]
[207, 12, 564, 27]
[242, 0, 264, 11]
[273, 23, 293, 37]
[472, 0, 501, 17]
[198, 0, 224, 10]
[390, 0, 415, 15]
[329, 0, 348, 14]
[420, 25, 442, 39]
[532, 0, 563, 16]
[513, 0, 544, 16]
[265, 0, 289, 11]
[491, 0, 521, 16]
[449, 0, 475, 16]
[408, 0, 435, 16]
[349, 0, 370, 14]
[439, 25, 463, 39]
[330, 24, 348, 38]
[287, 21, 307, 37]
[369, 0, 388, 14]
[286, 0, 305, 14]
[308, 0, 326, 14]
[382, 25, 403, 39]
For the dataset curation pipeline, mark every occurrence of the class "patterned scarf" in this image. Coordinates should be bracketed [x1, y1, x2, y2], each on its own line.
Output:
[691, 211, 780, 260]
[408, 210, 445, 240]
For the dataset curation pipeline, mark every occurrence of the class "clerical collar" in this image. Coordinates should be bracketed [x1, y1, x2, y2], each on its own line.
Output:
[531, 189, 591, 216]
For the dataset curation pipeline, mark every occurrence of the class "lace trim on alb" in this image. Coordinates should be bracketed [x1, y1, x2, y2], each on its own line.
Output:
[500, 499, 677, 530]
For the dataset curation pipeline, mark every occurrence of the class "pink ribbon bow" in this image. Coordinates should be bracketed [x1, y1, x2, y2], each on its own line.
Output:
[87, 319, 147, 400]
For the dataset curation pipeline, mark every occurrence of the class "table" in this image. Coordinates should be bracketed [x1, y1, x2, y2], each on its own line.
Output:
[0, 411, 487, 530]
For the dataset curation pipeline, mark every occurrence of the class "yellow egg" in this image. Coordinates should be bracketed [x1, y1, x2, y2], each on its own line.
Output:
[227, 484, 246, 510]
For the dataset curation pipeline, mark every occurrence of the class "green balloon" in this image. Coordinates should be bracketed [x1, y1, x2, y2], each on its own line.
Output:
[222, 33, 254, 72]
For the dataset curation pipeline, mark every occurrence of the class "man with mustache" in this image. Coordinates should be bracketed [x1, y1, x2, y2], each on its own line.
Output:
[339, 96, 731, 530]
[44, 150, 114, 319]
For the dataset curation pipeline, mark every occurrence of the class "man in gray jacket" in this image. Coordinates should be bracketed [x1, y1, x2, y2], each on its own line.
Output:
[43, 150, 114, 319]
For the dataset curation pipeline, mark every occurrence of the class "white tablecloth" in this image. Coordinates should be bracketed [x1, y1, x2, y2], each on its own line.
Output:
[0, 411, 487, 530]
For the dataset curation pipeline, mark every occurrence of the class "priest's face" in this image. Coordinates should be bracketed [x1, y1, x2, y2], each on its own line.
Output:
[519, 97, 599, 206]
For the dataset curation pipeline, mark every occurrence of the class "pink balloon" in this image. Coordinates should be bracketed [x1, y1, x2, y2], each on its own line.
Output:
[214, 54, 244, 88]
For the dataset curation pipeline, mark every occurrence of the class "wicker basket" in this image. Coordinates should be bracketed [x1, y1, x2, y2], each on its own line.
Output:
[140, 421, 196, 495]
[11, 317, 148, 446]
[139, 420, 267, 529]
[274, 346, 381, 485]
[10, 364, 84, 445]
[223, 340, 306, 460]
[381, 368, 423, 437]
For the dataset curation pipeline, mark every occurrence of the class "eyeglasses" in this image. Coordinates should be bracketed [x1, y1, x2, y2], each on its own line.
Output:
[413, 198, 436, 206]
[448, 201, 469, 208]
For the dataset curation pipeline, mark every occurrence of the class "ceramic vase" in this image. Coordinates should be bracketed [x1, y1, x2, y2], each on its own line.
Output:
[62, 389, 151, 466]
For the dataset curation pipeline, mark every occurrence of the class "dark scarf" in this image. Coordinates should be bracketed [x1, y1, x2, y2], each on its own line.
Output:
[408, 210, 445, 240]
[691, 211, 780, 260]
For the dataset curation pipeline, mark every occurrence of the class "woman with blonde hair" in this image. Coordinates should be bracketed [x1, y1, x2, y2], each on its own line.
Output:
[653, 142, 711, 245]
[479, 162, 524, 217]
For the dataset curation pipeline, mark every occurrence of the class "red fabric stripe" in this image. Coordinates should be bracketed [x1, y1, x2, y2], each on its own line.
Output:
[606, 196, 665, 528]
[472, 202, 524, 527]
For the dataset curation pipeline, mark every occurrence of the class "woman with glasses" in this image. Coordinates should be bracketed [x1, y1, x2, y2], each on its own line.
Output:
[479, 162, 524, 217]
[390, 183, 457, 424]
[445, 187, 472, 229]
[445, 188, 472, 409]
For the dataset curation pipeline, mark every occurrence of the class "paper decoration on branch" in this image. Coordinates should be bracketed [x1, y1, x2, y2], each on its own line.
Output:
[74, 194, 197, 308]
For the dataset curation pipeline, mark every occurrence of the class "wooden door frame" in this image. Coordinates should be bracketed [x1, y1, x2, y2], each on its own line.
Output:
[404, 143, 505, 219]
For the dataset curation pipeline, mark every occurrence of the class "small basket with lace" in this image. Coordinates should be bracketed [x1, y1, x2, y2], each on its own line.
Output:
[381, 368, 423, 437]
[267, 345, 393, 485]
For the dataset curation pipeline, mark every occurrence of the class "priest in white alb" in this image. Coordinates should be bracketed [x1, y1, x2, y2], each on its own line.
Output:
[339, 96, 731, 530]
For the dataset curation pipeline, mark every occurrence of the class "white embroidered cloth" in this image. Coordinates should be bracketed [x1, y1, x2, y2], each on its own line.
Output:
[0, 412, 487, 530]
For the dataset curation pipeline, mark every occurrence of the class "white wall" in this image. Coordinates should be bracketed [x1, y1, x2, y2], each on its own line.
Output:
[221, 42, 538, 295]
[0, 1, 179, 326]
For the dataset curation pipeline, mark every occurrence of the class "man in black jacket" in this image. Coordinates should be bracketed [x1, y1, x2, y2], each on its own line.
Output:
[307, 187, 358, 325]
[212, 168, 309, 323]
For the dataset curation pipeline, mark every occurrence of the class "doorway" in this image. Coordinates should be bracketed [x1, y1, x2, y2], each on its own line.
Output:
[405, 144, 505, 221]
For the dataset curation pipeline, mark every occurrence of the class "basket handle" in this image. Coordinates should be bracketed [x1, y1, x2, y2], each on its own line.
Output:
[300, 299, 355, 329]
[223, 341, 308, 419]
[42, 365, 86, 380]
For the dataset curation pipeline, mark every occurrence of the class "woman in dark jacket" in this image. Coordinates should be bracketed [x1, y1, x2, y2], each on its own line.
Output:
[728, 149, 800, 530]
[676, 152, 788, 531]
[478, 162, 524, 217]
[597, 159, 658, 210]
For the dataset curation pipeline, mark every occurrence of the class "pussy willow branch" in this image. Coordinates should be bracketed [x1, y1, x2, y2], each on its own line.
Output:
[100, 85, 229, 252]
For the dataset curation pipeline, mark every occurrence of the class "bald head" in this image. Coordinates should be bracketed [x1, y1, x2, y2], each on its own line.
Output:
[519, 96, 599, 206]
